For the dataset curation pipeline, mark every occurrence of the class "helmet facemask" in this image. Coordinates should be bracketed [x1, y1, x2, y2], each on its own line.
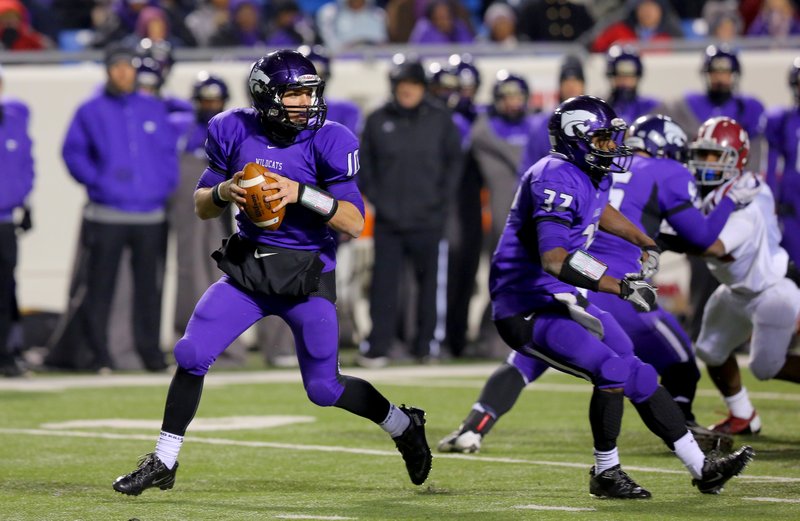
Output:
[688, 141, 741, 186]
[575, 119, 633, 178]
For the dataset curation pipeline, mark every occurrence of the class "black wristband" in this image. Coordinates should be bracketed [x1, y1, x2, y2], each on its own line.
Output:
[211, 183, 228, 208]
[298, 183, 338, 221]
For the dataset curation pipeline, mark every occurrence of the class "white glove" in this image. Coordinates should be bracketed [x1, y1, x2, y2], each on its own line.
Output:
[619, 277, 657, 312]
[704, 172, 761, 211]
[625, 245, 661, 281]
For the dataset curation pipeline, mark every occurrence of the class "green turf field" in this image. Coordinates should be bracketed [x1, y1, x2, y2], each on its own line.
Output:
[1, 363, 798, 520]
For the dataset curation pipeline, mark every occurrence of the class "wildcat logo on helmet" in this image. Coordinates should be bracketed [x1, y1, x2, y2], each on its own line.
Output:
[249, 68, 271, 94]
[561, 109, 597, 137]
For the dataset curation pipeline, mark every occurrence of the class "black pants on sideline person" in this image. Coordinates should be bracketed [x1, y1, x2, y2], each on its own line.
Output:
[0, 223, 17, 366]
[81, 219, 168, 371]
[365, 224, 445, 360]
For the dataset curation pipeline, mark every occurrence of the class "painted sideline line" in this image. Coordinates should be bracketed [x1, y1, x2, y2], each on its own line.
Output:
[743, 497, 800, 504]
[1, 428, 797, 484]
[274, 516, 356, 520]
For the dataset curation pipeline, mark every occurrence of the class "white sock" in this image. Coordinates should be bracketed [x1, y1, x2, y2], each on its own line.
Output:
[724, 387, 755, 419]
[593, 447, 620, 474]
[155, 431, 183, 470]
[380, 404, 411, 438]
[673, 431, 705, 480]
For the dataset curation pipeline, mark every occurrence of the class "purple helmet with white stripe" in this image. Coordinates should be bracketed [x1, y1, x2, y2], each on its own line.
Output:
[548, 95, 632, 180]
[625, 114, 688, 163]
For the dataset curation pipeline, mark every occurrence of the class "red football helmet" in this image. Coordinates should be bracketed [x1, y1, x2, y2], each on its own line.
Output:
[688, 116, 750, 186]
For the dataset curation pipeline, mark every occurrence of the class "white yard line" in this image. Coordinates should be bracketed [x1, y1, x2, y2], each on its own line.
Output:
[514, 505, 596, 512]
[1, 428, 798, 484]
[274, 516, 356, 520]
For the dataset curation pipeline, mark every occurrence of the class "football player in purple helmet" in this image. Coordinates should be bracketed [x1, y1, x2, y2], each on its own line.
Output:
[112, 50, 433, 496]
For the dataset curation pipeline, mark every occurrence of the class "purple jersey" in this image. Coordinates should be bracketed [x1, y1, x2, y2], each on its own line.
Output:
[765, 106, 800, 197]
[198, 108, 362, 271]
[611, 95, 660, 127]
[684, 92, 765, 140]
[589, 154, 734, 278]
[490, 155, 611, 319]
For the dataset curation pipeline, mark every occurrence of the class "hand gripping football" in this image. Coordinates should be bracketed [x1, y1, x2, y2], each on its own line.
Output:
[239, 162, 285, 231]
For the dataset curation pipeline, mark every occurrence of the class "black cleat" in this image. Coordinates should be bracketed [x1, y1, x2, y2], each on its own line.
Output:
[589, 465, 652, 499]
[113, 453, 178, 496]
[393, 405, 432, 485]
[692, 445, 755, 494]
[687, 420, 734, 454]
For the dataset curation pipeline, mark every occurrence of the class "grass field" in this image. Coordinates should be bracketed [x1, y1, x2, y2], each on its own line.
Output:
[1, 361, 799, 521]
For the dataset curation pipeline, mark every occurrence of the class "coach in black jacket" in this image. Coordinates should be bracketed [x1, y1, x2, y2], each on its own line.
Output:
[358, 56, 463, 366]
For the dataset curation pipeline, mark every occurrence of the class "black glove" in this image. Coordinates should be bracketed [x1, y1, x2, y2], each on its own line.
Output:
[619, 277, 657, 312]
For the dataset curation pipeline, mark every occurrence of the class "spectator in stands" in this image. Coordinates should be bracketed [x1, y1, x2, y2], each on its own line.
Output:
[316, 0, 387, 51]
[59, 43, 178, 373]
[92, 0, 153, 49]
[517, 0, 594, 42]
[186, 0, 230, 47]
[132, 6, 190, 47]
[0, 64, 35, 377]
[264, 0, 316, 46]
[591, 0, 683, 53]
[703, 1, 743, 42]
[480, 2, 517, 46]
[0, 0, 51, 50]
[209, 0, 266, 47]
[408, 0, 473, 44]
[747, 0, 800, 38]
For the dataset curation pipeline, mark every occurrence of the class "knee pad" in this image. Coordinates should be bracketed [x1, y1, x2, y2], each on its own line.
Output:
[597, 356, 631, 388]
[694, 341, 728, 368]
[624, 360, 659, 403]
[174, 337, 208, 375]
[305, 377, 344, 407]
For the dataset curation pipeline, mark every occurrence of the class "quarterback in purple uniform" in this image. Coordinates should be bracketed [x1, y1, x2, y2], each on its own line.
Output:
[450, 97, 754, 498]
[112, 50, 432, 496]
[765, 58, 800, 266]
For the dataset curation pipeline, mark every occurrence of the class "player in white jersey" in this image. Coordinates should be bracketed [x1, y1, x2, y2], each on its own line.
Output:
[688, 116, 800, 435]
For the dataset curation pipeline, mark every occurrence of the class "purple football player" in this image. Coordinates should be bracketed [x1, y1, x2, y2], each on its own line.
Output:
[440, 114, 760, 456]
[112, 50, 432, 495]
[445, 97, 754, 498]
[765, 57, 800, 266]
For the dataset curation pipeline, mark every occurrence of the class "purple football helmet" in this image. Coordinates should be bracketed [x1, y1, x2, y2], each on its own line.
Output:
[134, 38, 174, 89]
[192, 72, 230, 102]
[492, 70, 530, 121]
[297, 44, 331, 82]
[427, 61, 460, 109]
[625, 114, 688, 163]
[702, 44, 741, 76]
[548, 95, 632, 179]
[448, 53, 481, 91]
[606, 45, 643, 78]
[248, 50, 327, 133]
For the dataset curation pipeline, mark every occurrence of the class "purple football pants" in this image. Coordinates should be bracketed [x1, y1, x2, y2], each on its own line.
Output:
[509, 300, 658, 402]
[510, 296, 692, 400]
[174, 275, 345, 406]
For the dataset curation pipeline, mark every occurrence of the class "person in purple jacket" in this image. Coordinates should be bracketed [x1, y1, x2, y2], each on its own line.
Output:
[0, 67, 34, 378]
[60, 43, 178, 373]
[408, 0, 473, 44]
[443, 96, 754, 498]
[605, 45, 660, 126]
[765, 58, 800, 267]
[112, 50, 432, 496]
[439, 114, 761, 456]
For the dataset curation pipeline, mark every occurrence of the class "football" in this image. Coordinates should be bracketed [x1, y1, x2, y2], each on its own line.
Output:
[238, 162, 285, 231]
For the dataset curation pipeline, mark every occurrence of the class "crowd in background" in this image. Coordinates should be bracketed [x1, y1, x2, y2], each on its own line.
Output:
[1, 1, 800, 376]
[1, 0, 800, 52]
